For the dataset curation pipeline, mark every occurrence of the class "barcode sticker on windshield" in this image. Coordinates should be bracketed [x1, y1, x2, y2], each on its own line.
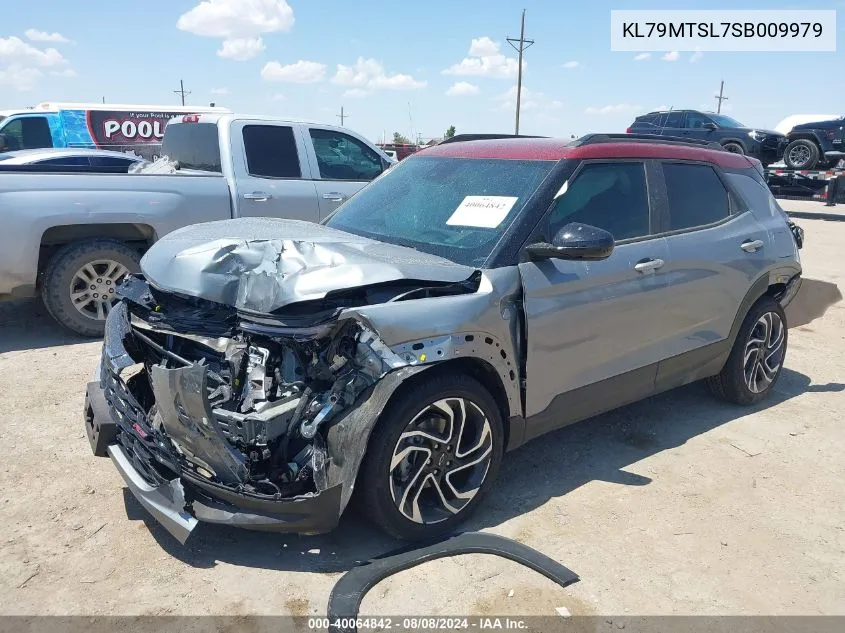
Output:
[446, 196, 518, 228]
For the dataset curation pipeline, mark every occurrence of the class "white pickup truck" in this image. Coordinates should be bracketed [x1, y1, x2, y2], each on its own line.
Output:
[0, 114, 393, 335]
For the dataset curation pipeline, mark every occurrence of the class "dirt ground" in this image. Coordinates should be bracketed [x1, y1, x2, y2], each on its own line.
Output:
[0, 215, 843, 619]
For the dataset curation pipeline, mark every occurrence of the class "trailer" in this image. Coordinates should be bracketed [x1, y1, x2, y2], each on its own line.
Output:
[766, 166, 845, 206]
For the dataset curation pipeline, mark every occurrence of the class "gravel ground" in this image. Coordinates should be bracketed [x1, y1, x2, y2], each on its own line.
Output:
[0, 214, 842, 619]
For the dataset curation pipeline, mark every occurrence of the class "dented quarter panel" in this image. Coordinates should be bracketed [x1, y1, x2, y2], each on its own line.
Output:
[342, 266, 524, 419]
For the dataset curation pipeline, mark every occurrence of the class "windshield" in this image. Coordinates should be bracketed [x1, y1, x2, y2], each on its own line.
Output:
[710, 114, 745, 128]
[325, 156, 556, 266]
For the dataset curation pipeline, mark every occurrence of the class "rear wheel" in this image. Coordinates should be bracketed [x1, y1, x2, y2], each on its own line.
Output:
[41, 239, 140, 337]
[358, 372, 504, 540]
[708, 296, 787, 405]
[784, 139, 820, 170]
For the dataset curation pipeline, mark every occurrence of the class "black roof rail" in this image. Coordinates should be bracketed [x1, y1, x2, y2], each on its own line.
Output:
[570, 133, 725, 151]
[437, 133, 548, 145]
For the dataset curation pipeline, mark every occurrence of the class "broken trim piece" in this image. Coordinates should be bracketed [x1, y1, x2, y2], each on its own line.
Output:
[326, 532, 580, 633]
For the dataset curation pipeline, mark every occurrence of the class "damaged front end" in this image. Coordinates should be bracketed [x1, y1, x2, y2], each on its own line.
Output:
[85, 275, 441, 543]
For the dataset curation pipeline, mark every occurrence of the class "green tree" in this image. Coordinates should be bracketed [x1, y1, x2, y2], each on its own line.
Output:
[444, 125, 456, 139]
[393, 132, 411, 144]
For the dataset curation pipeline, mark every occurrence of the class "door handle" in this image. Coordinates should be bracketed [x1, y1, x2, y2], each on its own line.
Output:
[322, 192, 347, 202]
[634, 258, 665, 273]
[740, 239, 764, 253]
[243, 192, 272, 201]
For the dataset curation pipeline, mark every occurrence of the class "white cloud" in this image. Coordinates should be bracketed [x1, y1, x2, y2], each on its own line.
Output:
[468, 36, 500, 57]
[332, 57, 426, 94]
[655, 104, 670, 111]
[261, 60, 326, 83]
[0, 66, 43, 91]
[0, 36, 68, 67]
[585, 103, 642, 115]
[633, 53, 651, 61]
[446, 81, 479, 96]
[443, 36, 520, 79]
[271, 93, 286, 101]
[25, 29, 71, 43]
[211, 87, 229, 95]
[662, 51, 680, 62]
[177, 0, 294, 38]
[690, 49, 703, 63]
[217, 37, 265, 60]
[0, 36, 70, 91]
[562, 61, 580, 69]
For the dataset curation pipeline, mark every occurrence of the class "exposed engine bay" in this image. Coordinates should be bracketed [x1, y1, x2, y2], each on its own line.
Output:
[107, 273, 475, 502]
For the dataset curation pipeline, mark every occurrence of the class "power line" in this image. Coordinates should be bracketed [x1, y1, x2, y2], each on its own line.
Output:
[173, 79, 191, 106]
[507, 9, 534, 135]
[715, 80, 728, 114]
[337, 106, 348, 126]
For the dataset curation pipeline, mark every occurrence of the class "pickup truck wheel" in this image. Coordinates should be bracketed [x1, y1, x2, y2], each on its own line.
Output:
[358, 372, 504, 540]
[784, 139, 820, 170]
[41, 239, 140, 337]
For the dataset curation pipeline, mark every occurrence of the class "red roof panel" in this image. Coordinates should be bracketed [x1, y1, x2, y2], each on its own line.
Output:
[419, 138, 754, 169]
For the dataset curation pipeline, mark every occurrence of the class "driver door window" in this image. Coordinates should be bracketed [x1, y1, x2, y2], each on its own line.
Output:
[546, 162, 651, 241]
[308, 128, 383, 181]
[1, 116, 53, 150]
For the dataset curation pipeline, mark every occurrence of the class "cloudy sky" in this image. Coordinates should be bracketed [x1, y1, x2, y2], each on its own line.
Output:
[1, 0, 843, 142]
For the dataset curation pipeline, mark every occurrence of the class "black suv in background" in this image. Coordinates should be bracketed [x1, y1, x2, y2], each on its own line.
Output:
[628, 110, 787, 166]
[782, 116, 845, 170]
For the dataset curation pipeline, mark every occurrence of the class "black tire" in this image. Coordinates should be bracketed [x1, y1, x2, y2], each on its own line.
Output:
[722, 141, 745, 155]
[41, 239, 141, 337]
[707, 296, 788, 405]
[358, 371, 504, 540]
[783, 139, 820, 170]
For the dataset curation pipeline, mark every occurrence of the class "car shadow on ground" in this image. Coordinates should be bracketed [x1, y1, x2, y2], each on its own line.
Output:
[136, 364, 843, 574]
[0, 299, 90, 353]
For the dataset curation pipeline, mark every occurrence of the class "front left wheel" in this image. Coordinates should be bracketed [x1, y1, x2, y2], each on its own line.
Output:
[358, 372, 504, 540]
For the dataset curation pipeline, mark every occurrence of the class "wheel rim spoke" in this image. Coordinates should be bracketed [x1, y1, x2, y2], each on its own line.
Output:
[389, 396, 493, 525]
[67, 259, 128, 321]
[743, 311, 784, 393]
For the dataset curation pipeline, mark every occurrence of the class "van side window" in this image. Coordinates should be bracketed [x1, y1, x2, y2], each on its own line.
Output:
[0, 117, 53, 151]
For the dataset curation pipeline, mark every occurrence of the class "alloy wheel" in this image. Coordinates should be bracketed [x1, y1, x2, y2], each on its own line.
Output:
[389, 397, 493, 524]
[788, 145, 811, 168]
[68, 259, 129, 321]
[743, 311, 785, 393]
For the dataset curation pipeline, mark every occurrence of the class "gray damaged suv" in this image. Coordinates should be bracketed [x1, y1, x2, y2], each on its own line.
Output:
[84, 134, 803, 543]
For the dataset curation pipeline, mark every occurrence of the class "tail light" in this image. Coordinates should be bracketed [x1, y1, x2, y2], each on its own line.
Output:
[182, 114, 200, 123]
[625, 127, 632, 134]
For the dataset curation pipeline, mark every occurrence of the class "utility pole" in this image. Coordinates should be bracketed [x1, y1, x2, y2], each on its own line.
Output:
[101, 96, 105, 104]
[507, 9, 534, 135]
[715, 80, 728, 113]
[173, 79, 191, 106]
[337, 106, 347, 126]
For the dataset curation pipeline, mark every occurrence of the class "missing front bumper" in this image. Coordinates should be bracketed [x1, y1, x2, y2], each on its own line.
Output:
[86, 379, 344, 543]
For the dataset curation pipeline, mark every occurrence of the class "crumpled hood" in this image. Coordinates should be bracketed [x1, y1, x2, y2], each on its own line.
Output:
[140, 217, 476, 313]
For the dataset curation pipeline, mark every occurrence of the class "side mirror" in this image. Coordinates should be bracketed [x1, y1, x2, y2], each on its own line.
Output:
[702, 122, 717, 130]
[525, 222, 614, 261]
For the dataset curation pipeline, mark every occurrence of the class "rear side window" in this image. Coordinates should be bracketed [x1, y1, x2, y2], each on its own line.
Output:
[40, 156, 91, 167]
[663, 163, 730, 230]
[160, 123, 221, 172]
[632, 114, 658, 127]
[243, 125, 301, 178]
[662, 112, 685, 128]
